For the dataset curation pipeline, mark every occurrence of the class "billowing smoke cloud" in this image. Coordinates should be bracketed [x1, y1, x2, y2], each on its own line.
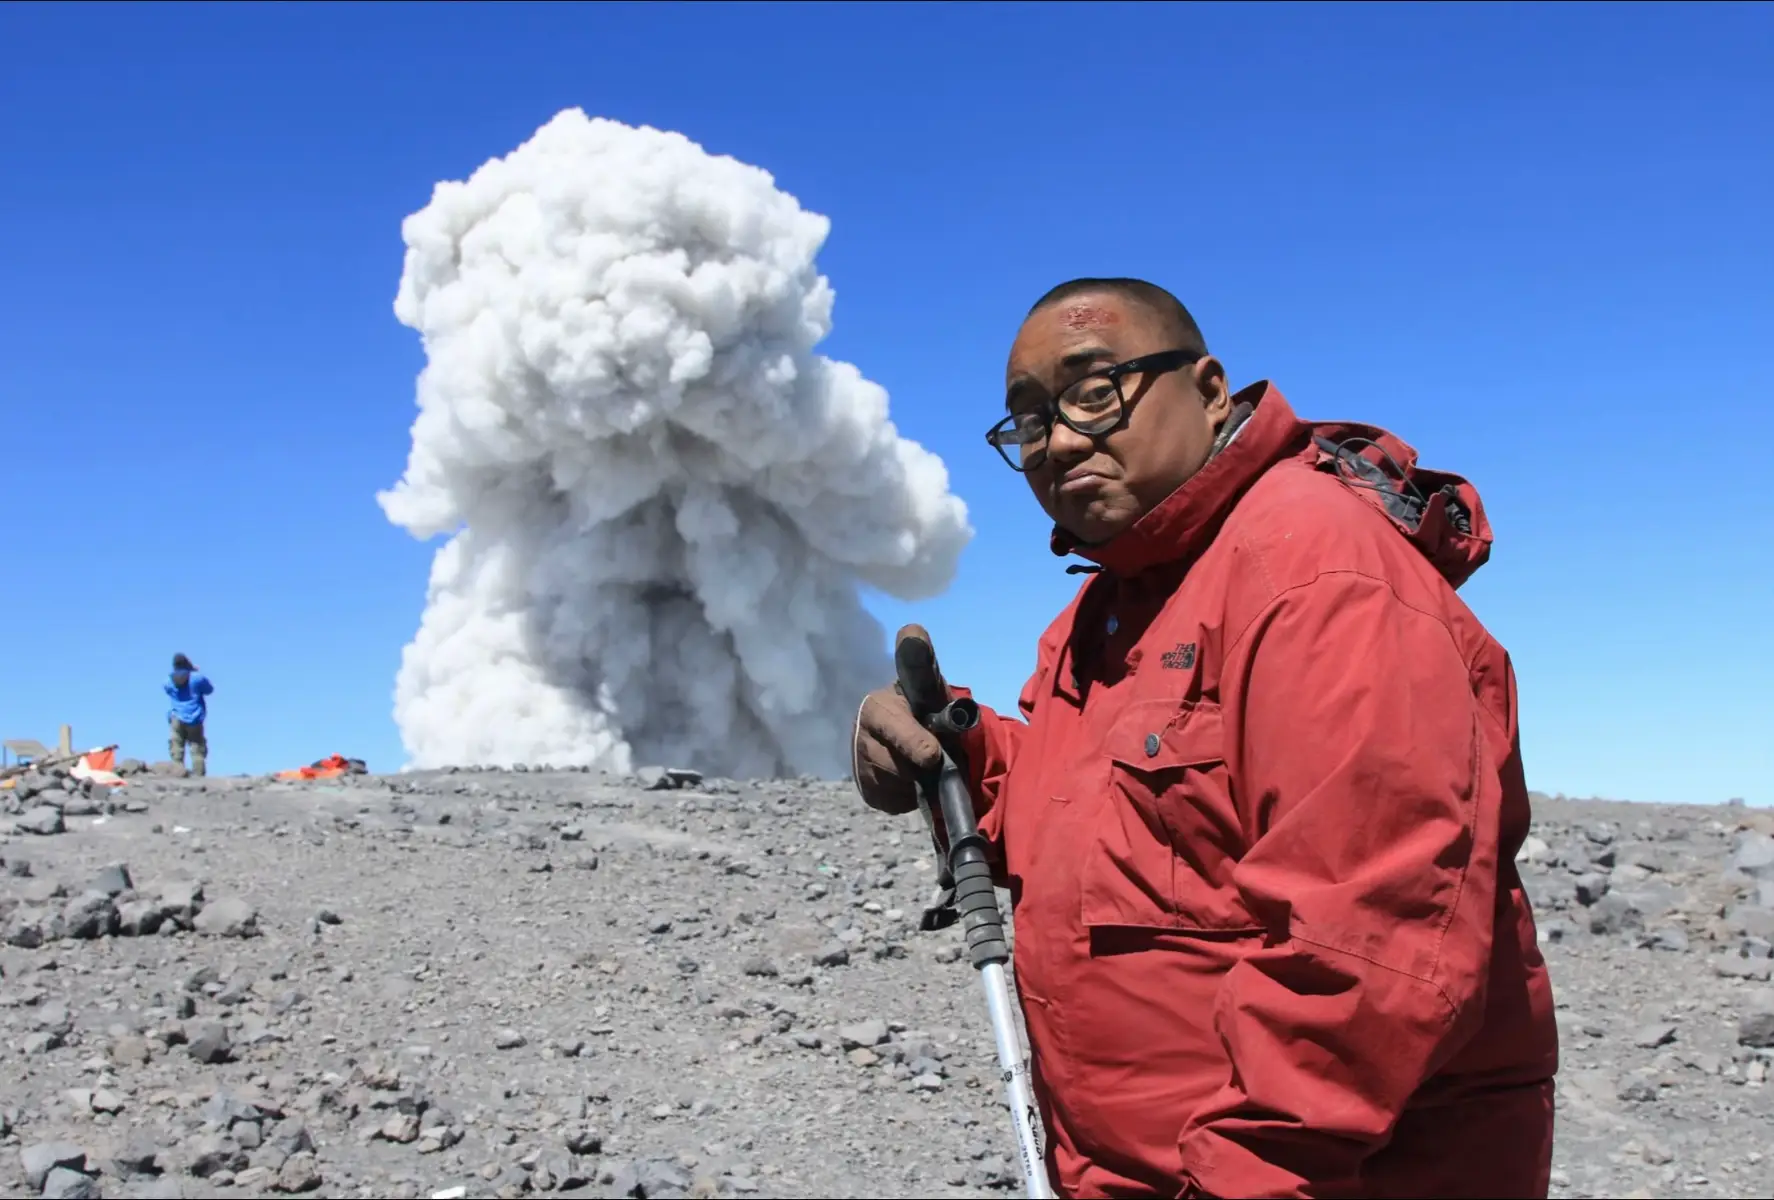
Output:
[378, 109, 972, 778]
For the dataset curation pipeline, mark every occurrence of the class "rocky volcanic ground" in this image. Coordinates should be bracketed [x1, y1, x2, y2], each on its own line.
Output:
[2, 761, 1772, 1199]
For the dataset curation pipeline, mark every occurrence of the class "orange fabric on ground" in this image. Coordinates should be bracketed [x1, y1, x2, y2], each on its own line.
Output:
[275, 753, 355, 781]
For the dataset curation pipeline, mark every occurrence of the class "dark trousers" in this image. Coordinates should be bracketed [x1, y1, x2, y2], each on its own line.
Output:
[170, 719, 207, 776]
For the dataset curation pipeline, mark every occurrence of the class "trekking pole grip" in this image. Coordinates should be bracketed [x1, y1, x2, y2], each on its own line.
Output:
[894, 633, 1008, 970]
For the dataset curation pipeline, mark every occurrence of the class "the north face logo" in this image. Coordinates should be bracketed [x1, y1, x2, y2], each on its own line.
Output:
[1161, 642, 1197, 670]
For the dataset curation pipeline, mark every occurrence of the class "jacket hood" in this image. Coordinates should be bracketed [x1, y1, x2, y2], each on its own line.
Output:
[1049, 382, 1495, 589]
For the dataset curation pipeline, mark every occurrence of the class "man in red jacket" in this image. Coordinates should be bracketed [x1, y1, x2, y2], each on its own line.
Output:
[852, 278, 1560, 1199]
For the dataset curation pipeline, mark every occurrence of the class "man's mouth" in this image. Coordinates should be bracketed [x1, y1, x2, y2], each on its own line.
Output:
[1058, 468, 1110, 495]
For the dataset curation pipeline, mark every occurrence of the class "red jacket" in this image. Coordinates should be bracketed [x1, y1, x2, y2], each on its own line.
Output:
[951, 384, 1559, 1199]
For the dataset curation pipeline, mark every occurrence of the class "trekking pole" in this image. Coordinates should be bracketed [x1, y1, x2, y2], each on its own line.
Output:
[895, 632, 1055, 1200]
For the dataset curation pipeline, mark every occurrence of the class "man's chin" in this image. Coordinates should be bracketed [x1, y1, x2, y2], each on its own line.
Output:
[1056, 503, 1137, 548]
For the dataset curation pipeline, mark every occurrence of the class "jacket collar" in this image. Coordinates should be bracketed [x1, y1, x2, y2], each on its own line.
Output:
[1049, 381, 1307, 577]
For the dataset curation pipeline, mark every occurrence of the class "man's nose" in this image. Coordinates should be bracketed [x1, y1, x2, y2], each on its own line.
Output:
[1046, 418, 1094, 464]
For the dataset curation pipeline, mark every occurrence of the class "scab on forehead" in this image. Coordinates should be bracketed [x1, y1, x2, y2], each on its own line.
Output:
[1059, 303, 1121, 330]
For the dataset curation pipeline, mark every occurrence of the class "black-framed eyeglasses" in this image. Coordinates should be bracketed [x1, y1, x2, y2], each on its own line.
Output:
[985, 348, 1203, 473]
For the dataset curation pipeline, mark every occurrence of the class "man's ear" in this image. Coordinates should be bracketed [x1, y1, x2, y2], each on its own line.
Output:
[1194, 355, 1232, 424]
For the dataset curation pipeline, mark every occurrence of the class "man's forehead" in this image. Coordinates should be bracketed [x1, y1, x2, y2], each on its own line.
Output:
[1053, 300, 1126, 331]
[1007, 295, 1142, 379]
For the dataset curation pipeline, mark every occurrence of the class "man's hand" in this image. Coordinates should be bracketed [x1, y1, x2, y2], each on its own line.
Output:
[850, 624, 954, 815]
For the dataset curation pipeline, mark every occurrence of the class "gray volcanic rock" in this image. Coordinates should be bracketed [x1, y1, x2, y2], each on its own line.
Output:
[0, 770, 1771, 1198]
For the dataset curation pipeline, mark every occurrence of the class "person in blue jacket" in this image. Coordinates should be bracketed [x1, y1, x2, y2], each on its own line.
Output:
[165, 653, 214, 776]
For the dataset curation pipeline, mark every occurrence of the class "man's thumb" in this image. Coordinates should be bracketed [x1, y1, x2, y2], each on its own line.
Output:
[892, 623, 952, 714]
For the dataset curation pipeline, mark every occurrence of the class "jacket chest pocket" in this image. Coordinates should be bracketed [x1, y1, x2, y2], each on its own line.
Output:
[1080, 700, 1262, 935]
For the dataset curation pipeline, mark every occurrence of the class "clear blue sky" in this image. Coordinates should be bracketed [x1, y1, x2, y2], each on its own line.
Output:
[1, 2, 1768, 804]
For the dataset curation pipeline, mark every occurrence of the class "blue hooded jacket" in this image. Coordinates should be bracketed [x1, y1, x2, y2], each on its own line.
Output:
[165, 670, 214, 725]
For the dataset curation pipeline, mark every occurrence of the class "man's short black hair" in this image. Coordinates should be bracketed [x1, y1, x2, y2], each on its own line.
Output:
[1027, 277, 1208, 358]
[172, 653, 193, 671]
